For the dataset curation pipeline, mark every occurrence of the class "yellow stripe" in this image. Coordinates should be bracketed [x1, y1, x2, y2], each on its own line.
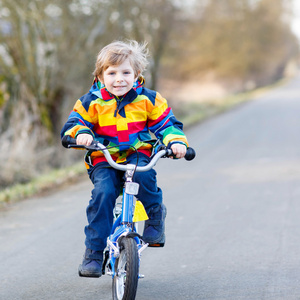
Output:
[128, 95, 149, 106]
[163, 135, 188, 146]
[116, 117, 128, 131]
[90, 98, 116, 106]
[133, 140, 152, 149]
[65, 125, 88, 138]
[125, 110, 148, 123]
[149, 101, 168, 121]
[98, 113, 117, 126]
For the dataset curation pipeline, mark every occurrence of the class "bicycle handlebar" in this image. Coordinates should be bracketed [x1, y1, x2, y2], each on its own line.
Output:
[62, 135, 196, 172]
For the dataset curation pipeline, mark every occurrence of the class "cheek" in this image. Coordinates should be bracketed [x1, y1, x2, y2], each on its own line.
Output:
[103, 76, 112, 86]
[129, 76, 135, 84]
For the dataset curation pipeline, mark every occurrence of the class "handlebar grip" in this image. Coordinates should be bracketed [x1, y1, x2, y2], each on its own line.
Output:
[62, 135, 77, 148]
[185, 147, 196, 161]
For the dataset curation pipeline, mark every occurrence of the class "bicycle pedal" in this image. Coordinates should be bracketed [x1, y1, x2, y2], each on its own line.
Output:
[102, 251, 110, 275]
[138, 274, 145, 279]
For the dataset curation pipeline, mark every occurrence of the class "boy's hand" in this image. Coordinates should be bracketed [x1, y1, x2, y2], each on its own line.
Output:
[76, 134, 93, 146]
[170, 144, 187, 159]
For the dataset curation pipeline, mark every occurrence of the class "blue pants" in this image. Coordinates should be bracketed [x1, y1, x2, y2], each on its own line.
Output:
[85, 153, 163, 251]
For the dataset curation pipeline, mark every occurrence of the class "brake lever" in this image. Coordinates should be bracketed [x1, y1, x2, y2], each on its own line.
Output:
[86, 140, 100, 151]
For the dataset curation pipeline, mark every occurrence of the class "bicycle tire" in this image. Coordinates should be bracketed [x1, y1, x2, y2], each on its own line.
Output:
[112, 237, 139, 300]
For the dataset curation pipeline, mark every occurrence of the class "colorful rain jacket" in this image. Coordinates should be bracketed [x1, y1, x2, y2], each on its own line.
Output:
[61, 78, 188, 169]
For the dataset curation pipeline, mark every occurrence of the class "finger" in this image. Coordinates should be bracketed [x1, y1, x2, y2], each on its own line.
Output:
[177, 151, 186, 159]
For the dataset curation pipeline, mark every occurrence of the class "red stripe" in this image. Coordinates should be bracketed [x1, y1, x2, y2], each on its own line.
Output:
[79, 119, 86, 126]
[94, 123, 117, 136]
[127, 121, 147, 133]
[138, 149, 151, 157]
[92, 149, 151, 166]
[118, 130, 130, 142]
[93, 156, 108, 165]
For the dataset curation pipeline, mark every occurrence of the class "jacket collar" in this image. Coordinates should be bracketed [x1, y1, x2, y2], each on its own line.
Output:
[90, 77, 144, 100]
[89, 77, 145, 117]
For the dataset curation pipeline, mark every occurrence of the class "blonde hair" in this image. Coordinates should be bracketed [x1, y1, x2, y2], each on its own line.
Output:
[93, 40, 149, 80]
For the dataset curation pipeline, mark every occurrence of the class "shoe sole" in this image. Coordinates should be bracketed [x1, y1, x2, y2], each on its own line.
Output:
[143, 204, 167, 247]
[148, 242, 165, 247]
[146, 234, 165, 247]
[78, 265, 102, 278]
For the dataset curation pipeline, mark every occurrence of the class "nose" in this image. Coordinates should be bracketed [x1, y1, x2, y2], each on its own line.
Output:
[116, 73, 124, 82]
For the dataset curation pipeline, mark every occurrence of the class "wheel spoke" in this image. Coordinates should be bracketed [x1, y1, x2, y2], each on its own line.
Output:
[113, 237, 139, 300]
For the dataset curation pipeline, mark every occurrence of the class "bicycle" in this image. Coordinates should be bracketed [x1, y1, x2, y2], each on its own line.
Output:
[62, 135, 195, 300]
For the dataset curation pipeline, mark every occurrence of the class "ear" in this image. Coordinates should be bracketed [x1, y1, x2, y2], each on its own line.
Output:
[135, 72, 141, 81]
[97, 75, 103, 84]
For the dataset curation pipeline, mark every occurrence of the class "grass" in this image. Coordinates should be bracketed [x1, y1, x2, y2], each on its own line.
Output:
[0, 77, 288, 209]
[0, 162, 86, 209]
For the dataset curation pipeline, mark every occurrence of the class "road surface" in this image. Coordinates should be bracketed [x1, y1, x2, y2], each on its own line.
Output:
[1, 75, 300, 299]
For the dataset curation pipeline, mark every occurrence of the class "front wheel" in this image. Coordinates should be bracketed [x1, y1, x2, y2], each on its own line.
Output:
[112, 237, 139, 300]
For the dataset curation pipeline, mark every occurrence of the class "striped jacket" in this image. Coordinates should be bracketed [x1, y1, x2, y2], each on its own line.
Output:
[61, 78, 188, 168]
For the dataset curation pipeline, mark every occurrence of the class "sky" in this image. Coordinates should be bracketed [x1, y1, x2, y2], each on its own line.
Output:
[292, 0, 300, 40]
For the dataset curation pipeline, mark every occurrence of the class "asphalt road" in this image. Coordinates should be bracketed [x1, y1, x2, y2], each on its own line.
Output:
[1, 75, 300, 300]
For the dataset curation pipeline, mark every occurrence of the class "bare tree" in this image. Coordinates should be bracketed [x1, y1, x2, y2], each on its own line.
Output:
[0, 0, 178, 186]
[0, 0, 111, 185]
[166, 0, 299, 88]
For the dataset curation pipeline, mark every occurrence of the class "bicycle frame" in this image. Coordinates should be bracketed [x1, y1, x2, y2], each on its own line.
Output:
[106, 164, 148, 278]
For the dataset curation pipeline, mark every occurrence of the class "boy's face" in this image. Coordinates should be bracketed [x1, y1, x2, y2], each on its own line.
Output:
[100, 58, 136, 97]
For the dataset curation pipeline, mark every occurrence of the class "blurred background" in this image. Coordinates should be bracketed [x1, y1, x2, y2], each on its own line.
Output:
[0, 0, 299, 189]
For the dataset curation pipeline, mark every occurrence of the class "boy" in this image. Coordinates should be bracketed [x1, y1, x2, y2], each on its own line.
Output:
[61, 40, 188, 278]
